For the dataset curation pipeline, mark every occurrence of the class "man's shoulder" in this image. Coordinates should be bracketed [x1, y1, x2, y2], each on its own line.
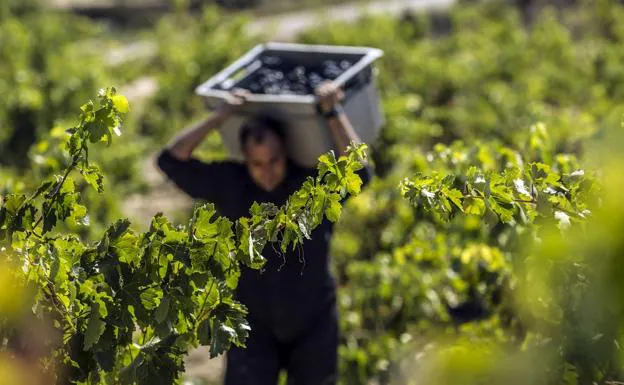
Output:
[157, 149, 246, 181]
[289, 161, 316, 179]
[208, 160, 248, 182]
[212, 159, 246, 170]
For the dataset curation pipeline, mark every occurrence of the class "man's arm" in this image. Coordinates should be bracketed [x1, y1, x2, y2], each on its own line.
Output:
[157, 89, 249, 200]
[315, 82, 368, 165]
[166, 89, 249, 161]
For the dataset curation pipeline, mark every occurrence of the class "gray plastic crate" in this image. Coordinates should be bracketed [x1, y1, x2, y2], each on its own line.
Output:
[195, 42, 384, 167]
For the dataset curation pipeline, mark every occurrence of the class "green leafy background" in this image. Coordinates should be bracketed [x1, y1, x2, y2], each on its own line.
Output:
[2, 0, 624, 384]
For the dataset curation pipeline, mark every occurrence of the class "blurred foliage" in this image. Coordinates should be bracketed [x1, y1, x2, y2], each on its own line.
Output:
[390, 123, 624, 385]
[298, 0, 624, 383]
[0, 3, 145, 235]
[138, 5, 256, 160]
[0, 3, 256, 234]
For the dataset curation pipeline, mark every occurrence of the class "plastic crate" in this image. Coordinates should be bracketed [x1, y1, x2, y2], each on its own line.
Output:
[195, 42, 384, 167]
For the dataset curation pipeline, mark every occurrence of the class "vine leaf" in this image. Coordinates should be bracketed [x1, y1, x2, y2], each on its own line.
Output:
[198, 318, 212, 346]
[112, 95, 130, 114]
[325, 194, 342, 223]
[82, 165, 105, 193]
[84, 302, 106, 351]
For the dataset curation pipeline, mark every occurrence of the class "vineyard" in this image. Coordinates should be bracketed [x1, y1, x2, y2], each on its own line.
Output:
[1, 0, 624, 384]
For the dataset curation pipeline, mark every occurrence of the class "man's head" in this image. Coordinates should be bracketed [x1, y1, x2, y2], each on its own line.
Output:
[239, 112, 288, 192]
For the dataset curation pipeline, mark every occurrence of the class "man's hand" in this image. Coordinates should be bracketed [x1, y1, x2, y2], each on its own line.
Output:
[166, 88, 250, 161]
[315, 81, 366, 159]
[216, 88, 251, 119]
[315, 81, 345, 115]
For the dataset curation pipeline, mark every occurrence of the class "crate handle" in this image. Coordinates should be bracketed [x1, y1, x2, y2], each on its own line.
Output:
[196, 44, 265, 93]
[332, 48, 382, 89]
[220, 59, 262, 90]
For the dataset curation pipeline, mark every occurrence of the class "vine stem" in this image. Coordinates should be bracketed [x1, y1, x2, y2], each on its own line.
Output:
[141, 325, 149, 346]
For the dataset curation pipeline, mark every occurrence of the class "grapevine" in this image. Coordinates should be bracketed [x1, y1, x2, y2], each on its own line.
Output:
[0, 88, 366, 384]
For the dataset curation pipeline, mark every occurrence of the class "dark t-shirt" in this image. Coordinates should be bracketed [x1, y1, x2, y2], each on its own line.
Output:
[157, 150, 371, 341]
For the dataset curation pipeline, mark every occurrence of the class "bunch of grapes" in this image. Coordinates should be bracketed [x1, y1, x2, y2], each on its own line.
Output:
[232, 55, 354, 95]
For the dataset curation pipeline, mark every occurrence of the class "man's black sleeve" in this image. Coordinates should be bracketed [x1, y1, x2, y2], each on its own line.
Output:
[358, 164, 373, 190]
[156, 149, 239, 203]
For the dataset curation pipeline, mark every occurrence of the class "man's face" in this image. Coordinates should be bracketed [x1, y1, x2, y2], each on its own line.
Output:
[243, 132, 287, 192]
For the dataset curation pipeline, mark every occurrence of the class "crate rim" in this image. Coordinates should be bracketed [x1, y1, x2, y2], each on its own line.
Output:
[194, 42, 384, 105]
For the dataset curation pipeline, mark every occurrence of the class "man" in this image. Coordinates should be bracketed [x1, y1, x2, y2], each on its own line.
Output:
[157, 82, 371, 385]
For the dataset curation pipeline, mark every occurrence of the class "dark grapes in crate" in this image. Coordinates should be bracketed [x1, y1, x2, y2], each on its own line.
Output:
[224, 54, 355, 95]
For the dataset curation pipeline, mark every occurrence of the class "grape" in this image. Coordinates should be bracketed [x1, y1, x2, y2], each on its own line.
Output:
[228, 54, 358, 95]
[290, 84, 308, 95]
[293, 66, 306, 77]
[262, 56, 282, 66]
[340, 60, 353, 70]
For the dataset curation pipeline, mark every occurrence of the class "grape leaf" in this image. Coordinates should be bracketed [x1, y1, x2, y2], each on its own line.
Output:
[444, 187, 464, 211]
[154, 297, 170, 324]
[82, 166, 105, 193]
[112, 95, 130, 114]
[345, 172, 363, 195]
[140, 287, 162, 311]
[197, 319, 211, 346]
[325, 194, 342, 223]
[84, 302, 106, 351]
[463, 197, 486, 216]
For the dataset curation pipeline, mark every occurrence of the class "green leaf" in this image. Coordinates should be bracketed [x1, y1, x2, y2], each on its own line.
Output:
[107, 219, 132, 240]
[345, 172, 363, 195]
[120, 352, 144, 384]
[198, 319, 211, 346]
[154, 296, 170, 324]
[463, 197, 486, 216]
[318, 151, 337, 166]
[43, 204, 58, 233]
[86, 120, 111, 144]
[265, 216, 281, 242]
[297, 212, 313, 239]
[281, 223, 297, 253]
[53, 236, 85, 266]
[325, 194, 342, 223]
[82, 166, 105, 193]
[192, 205, 219, 241]
[32, 180, 55, 199]
[95, 348, 116, 372]
[84, 302, 106, 351]
[488, 197, 514, 223]
[68, 132, 84, 158]
[2, 194, 26, 214]
[60, 177, 76, 195]
[209, 302, 250, 358]
[235, 219, 266, 269]
[70, 204, 88, 226]
[112, 94, 130, 114]
[140, 287, 162, 311]
[444, 188, 464, 211]
[112, 231, 140, 265]
[210, 324, 236, 358]
[536, 192, 554, 216]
